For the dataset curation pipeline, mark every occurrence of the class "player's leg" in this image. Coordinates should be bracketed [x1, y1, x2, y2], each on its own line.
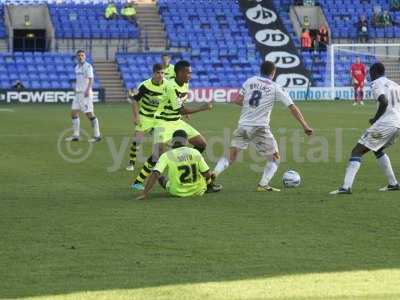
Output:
[359, 85, 364, 105]
[374, 147, 399, 191]
[127, 116, 154, 171]
[330, 143, 370, 194]
[85, 111, 101, 142]
[127, 131, 145, 171]
[132, 142, 167, 190]
[66, 93, 82, 141]
[83, 94, 101, 142]
[65, 110, 81, 141]
[214, 126, 249, 177]
[214, 146, 241, 176]
[253, 127, 280, 192]
[353, 85, 358, 106]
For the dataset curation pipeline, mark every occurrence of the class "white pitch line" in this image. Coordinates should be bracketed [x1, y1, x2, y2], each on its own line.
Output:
[0, 108, 15, 112]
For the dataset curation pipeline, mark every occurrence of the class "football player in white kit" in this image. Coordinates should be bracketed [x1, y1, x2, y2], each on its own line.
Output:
[65, 50, 101, 143]
[331, 63, 400, 194]
[213, 61, 314, 192]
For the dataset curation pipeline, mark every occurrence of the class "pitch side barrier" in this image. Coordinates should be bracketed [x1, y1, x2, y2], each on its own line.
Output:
[187, 87, 373, 102]
[0, 89, 105, 104]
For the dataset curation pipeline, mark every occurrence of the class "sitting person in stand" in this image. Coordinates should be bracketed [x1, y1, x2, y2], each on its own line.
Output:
[105, 2, 118, 20]
[121, 2, 137, 24]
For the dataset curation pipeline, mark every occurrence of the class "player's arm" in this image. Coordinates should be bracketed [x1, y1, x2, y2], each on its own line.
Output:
[136, 171, 160, 200]
[288, 104, 313, 135]
[277, 87, 313, 136]
[85, 66, 94, 97]
[130, 85, 145, 125]
[369, 94, 388, 124]
[180, 102, 212, 115]
[231, 94, 244, 106]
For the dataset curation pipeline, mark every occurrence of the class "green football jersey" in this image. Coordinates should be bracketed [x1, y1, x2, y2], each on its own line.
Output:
[154, 146, 209, 197]
[163, 64, 175, 80]
[133, 78, 169, 118]
[156, 79, 189, 122]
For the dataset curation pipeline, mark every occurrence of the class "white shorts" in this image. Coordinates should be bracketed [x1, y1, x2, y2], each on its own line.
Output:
[231, 126, 278, 156]
[72, 93, 94, 113]
[358, 124, 400, 152]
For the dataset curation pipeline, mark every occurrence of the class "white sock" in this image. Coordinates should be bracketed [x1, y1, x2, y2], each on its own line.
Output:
[259, 160, 279, 187]
[72, 117, 80, 137]
[343, 158, 361, 189]
[91, 117, 100, 137]
[377, 154, 398, 186]
[214, 157, 230, 176]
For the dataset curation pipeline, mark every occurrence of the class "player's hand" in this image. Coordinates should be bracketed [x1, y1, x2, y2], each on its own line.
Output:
[136, 192, 147, 201]
[84, 90, 90, 98]
[353, 79, 359, 85]
[304, 126, 314, 136]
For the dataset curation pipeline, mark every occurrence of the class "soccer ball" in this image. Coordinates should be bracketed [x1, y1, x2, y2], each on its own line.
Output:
[282, 170, 301, 188]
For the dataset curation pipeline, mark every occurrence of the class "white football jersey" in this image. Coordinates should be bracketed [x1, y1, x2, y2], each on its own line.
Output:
[238, 75, 294, 127]
[372, 76, 400, 128]
[75, 61, 94, 93]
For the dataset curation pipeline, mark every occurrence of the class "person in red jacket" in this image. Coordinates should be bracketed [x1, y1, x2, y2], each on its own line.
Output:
[350, 57, 367, 106]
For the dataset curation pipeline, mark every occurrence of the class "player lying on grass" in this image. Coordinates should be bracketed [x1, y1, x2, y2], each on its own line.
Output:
[131, 60, 213, 191]
[126, 63, 169, 171]
[330, 62, 400, 194]
[136, 130, 222, 200]
[213, 61, 314, 192]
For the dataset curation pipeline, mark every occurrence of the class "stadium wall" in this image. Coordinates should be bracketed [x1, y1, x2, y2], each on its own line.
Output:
[0, 89, 105, 104]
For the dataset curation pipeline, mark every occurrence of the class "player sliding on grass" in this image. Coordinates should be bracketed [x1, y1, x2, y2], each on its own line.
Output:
[126, 63, 169, 171]
[213, 61, 314, 192]
[136, 129, 222, 200]
[330, 62, 400, 194]
[131, 60, 212, 190]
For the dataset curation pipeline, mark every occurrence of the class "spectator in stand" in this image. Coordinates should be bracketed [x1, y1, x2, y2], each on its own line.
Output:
[12, 80, 25, 91]
[301, 29, 312, 51]
[391, 0, 400, 11]
[318, 25, 329, 51]
[303, 0, 315, 5]
[105, 2, 118, 20]
[121, 2, 137, 24]
[357, 15, 369, 42]
[350, 57, 367, 106]
[302, 16, 310, 30]
[380, 10, 393, 26]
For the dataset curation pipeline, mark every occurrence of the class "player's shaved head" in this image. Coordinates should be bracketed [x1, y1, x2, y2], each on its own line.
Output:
[174, 60, 190, 74]
[370, 62, 385, 81]
[261, 61, 276, 77]
[175, 60, 192, 84]
[172, 130, 188, 148]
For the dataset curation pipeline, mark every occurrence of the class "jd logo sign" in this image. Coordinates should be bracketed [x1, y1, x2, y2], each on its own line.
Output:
[276, 74, 309, 88]
[255, 29, 289, 47]
[265, 51, 300, 68]
[246, 4, 277, 25]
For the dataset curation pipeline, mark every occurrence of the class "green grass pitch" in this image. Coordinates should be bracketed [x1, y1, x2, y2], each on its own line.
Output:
[1, 101, 400, 300]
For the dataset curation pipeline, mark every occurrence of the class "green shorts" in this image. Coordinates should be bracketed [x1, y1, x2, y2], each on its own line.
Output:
[154, 119, 201, 144]
[136, 115, 157, 133]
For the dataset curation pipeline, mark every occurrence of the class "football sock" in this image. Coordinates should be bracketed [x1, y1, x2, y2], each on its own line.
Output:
[376, 153, 398, 186]
[214, 157, 230, 177]
[343, 156, 361, 189]
[259, 160, 279, 187]
[129, 141, 138, 166]
[72, 116, 80, 137]
[134, 156, 157, 184]
[90, 116, 100, 137]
